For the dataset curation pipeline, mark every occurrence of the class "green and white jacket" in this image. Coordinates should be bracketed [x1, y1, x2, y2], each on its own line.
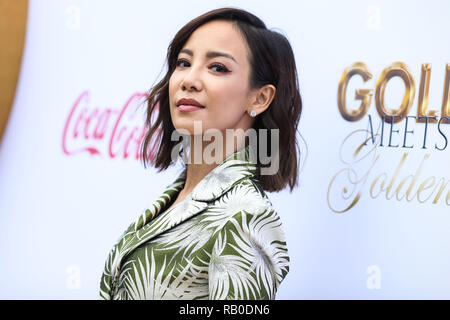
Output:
[99, 145, 290, 300]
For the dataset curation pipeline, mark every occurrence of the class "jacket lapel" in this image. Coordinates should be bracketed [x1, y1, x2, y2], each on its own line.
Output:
[132, 171, 187, 232]
[121, 195, 209, 257]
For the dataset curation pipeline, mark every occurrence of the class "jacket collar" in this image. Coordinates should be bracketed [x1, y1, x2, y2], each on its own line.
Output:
[109, 144, 258, 294]
[186, 143, 257, 201]
[131, 143, 257, 232]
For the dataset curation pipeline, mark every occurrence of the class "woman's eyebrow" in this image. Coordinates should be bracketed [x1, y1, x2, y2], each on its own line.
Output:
[179, 48, 237, 64]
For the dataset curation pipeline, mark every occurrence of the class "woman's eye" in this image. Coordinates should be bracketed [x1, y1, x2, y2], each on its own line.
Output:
[176, 59, 189, 67]
[176, 59, 229, 73]
[210, 64, 230, 73]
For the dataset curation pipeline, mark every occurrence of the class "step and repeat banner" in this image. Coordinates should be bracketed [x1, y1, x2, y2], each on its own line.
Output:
[0, 0, 449, 299]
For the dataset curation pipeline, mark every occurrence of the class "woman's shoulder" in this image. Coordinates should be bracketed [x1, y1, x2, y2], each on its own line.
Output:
[233, 175, 272, 200]
[214, 176, 278, 219]
[210, 175, 290, 281]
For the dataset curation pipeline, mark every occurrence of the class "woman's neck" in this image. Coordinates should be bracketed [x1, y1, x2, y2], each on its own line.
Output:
[182, 133, 246, 193]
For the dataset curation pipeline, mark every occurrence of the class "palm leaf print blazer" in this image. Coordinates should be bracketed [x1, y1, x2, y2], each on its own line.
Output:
[99, 145, 290, 300]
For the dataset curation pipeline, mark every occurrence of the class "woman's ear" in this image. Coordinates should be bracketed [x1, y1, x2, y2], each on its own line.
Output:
[247, 84, 276, 116]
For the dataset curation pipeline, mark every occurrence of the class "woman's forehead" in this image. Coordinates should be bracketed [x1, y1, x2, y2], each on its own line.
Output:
[182, 21, 248, 61]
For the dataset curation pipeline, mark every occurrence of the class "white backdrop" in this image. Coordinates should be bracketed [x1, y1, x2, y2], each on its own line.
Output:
[0, 0, 449, 299]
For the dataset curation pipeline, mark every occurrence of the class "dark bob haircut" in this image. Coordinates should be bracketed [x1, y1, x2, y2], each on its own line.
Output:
[140, 7, 303, 193]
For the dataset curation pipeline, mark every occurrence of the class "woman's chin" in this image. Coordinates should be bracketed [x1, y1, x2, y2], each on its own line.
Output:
[173, 125, 200, 137]
[172, 119, 207, 135]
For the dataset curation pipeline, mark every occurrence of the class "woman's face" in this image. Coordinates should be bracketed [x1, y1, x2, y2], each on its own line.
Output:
[169, 20, 256, 136]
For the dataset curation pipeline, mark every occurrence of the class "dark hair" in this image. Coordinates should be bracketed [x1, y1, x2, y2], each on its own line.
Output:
[140, 7, 304, 192]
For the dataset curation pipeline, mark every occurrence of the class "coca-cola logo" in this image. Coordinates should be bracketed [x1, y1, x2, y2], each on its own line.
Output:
[62, 91, 158, 160]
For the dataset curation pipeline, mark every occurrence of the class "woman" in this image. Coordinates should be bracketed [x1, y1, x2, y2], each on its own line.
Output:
[99, 7, 303, 300]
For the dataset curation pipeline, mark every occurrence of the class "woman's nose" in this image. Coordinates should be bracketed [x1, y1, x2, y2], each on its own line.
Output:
[181, 68, 202, 91]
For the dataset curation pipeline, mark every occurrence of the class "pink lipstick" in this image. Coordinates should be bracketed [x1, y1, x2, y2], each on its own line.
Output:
[176, 98, 205, 112]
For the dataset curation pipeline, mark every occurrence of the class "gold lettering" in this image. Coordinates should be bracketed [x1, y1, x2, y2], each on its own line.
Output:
[338, 62, 373, 122]
[432, 177, 450, 204]
[386, 153, 408, 200]
[370, 173, 387, 199]
[328, 131, 449, 212]
[396, 174, 413, 201]
[417, 176, 436, 203]
[375, 62, 415, 124]
[406, 153, 430, 202]
[417, 63, 439, 123]
[441, 63, 450, 124]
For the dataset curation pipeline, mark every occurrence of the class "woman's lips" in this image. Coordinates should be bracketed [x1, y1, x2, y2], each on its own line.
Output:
[177, 104, 205, 112]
